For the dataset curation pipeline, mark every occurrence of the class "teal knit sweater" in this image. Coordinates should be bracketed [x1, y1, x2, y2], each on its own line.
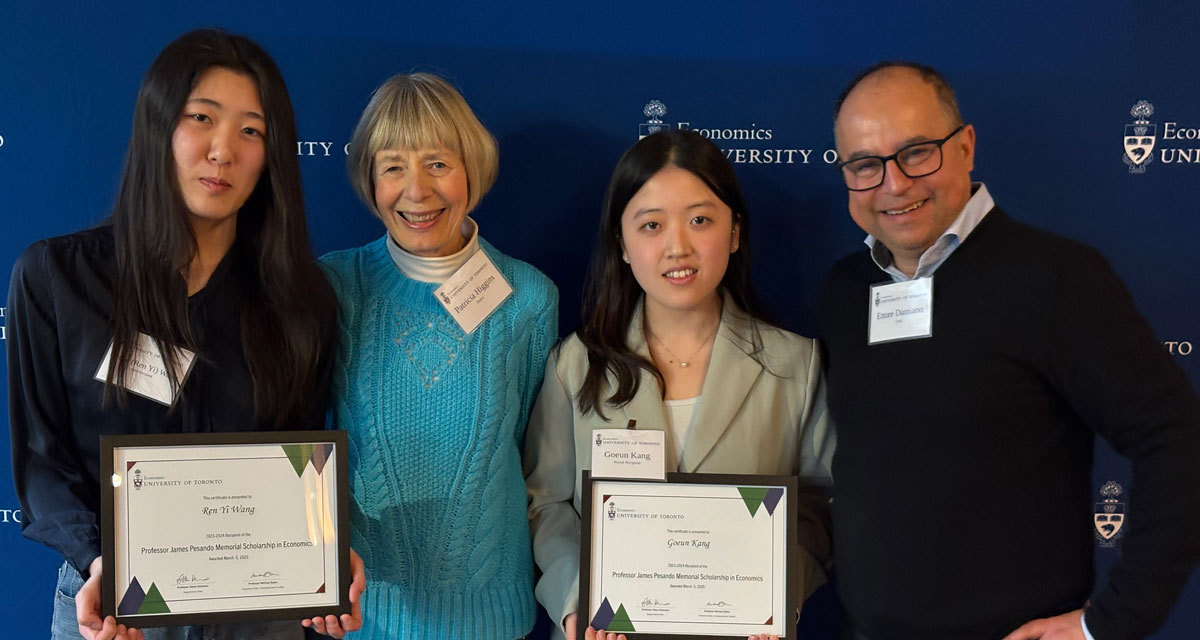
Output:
[320, 236, 558, 639]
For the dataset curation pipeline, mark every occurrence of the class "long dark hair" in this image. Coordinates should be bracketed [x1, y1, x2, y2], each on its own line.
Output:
[105, 29, 335, 429]
[576, 130, 764, 417]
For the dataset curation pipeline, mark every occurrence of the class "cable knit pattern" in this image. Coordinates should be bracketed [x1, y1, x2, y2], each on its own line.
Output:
[321, 235, 558, 639]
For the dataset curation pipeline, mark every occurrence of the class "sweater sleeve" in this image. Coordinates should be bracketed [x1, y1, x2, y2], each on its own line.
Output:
[1046, 247, 1200, 640]
[6, 243, 101, 576]
[524, 349, 581, 639]
[516, 282, 558, 446]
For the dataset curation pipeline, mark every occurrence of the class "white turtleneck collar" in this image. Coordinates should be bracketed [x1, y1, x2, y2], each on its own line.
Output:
[385, 218, 481, 284]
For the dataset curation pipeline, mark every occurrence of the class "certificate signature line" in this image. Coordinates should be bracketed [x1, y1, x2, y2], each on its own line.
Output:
[630, 619, 765, 626]
[141, 590, 324, 604]
[135, 456, 295, 463]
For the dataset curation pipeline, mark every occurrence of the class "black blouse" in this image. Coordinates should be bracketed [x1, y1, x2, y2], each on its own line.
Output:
[6, 226, 329, 576]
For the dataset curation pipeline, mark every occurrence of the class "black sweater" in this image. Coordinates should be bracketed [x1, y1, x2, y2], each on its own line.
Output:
[6, 226, 331, 577]
[819, 210, 1200, 640]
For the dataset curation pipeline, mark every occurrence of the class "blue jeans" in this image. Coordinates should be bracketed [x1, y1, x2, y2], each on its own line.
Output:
[52, 562, 305, 640]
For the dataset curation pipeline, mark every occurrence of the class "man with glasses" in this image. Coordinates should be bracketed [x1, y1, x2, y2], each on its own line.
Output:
[818, 62, 1200, 640]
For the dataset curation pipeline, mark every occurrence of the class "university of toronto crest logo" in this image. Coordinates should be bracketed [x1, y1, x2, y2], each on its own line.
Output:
[1123, 101, 1156, 173]
[133, 468, 143, 489]
[1093, 480, 1126, 547]
[639, 100, 670, 139]
[608, 501, 617, 520]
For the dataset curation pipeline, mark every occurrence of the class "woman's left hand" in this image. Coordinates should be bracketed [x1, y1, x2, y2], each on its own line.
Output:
[77, 557, 145, 640]
[584, 628, 625, 640]
[301, 548, 365, 637]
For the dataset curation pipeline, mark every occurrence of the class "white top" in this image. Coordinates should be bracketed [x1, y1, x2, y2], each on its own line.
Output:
[663, 395, 700, 465]
[386, 218, 480, 284]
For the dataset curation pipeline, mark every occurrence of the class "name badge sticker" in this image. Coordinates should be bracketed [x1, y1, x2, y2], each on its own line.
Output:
[590, 428, 667, 481]
[94, 332, 197, 406]
[868, 277, 934, 345]
[434, 250, 514, 334]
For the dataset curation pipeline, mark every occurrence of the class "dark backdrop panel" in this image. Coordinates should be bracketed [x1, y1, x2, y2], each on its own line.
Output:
[1, 2, 1195, 637]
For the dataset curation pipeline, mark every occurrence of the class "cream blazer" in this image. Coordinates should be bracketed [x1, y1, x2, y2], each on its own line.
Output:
[523, 299, 835, 637]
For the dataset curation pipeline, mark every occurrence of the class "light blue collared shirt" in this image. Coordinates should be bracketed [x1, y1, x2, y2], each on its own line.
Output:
[864, 182, 994, 281]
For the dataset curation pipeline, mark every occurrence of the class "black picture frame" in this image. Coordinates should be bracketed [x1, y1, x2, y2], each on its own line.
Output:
[100, 430, 350, 629]
[578, 471, 799, 639]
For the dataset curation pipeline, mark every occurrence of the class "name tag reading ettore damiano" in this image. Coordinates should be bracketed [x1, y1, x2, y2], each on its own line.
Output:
[868, 277, 934, 345]
[434, 250, 513, 334]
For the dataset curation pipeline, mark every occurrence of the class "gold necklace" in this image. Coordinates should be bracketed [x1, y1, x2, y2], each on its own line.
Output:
[648, 321, 720, 368]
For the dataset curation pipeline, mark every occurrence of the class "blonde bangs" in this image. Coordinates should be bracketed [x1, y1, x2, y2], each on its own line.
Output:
[366, 89, 464, 161]
[348, 72, 498, 216]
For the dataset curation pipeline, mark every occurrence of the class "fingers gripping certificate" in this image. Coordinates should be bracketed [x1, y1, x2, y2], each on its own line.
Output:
[101, 431, 350, 628]
[580, 473, 797, 638]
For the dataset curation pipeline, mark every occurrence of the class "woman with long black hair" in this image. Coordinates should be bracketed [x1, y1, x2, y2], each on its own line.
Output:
[7, 29, 361, 640]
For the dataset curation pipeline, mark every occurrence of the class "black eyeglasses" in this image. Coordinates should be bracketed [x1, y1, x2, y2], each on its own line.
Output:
[838, 125, 966, 191]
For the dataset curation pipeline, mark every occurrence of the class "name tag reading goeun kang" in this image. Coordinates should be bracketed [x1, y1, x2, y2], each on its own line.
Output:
[591, 429, 667, 481]
[434, 250, 513, 334]
[868, 277, 934, 345]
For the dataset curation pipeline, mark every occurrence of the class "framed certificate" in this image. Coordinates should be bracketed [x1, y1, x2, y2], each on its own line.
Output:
[100, 431, 350, 628]
[579, 472, 798, 638]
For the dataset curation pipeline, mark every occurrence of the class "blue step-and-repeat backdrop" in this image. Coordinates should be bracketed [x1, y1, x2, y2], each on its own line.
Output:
[1, 2, 1196, 637]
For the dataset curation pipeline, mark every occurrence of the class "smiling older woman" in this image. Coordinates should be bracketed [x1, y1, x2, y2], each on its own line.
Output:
[320, 72, 558, 639]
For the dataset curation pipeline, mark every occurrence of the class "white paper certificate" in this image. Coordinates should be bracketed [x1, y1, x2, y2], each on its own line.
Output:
[102, 432, 348, 627]
[582, 475, 794, 638]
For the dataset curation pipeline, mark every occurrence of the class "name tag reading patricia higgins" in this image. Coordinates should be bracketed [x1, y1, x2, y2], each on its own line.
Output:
[434, 250, 513, 334]
[94, 332, 197, 406]
[590, 429, 667, 481]
[868, 277, 934, 345]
